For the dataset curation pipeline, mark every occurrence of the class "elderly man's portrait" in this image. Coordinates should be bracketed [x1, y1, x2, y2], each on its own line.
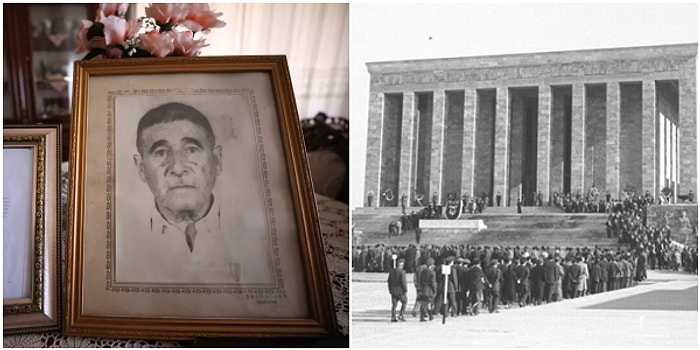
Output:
[113, 95, 274, 287]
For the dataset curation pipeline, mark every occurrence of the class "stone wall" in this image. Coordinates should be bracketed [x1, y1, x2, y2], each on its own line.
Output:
[678, 59, 697, 196]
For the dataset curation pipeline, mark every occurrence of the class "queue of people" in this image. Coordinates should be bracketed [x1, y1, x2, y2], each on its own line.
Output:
[380, 244, 671, 322]
[356, 240, 698, 322]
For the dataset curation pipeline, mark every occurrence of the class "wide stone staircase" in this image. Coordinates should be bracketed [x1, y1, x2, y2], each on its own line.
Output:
[352, 206, 620, 248]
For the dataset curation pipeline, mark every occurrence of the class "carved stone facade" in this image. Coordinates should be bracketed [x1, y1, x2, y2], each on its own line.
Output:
[365, 44, 697, 207]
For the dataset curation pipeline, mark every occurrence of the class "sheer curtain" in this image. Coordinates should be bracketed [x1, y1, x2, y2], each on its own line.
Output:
[135, 3, 349, 119]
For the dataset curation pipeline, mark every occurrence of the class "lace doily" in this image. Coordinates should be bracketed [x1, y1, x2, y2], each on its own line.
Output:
[3, 192, 348, 347]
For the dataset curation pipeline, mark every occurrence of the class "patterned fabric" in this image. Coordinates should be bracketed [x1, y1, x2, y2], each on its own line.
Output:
[3, 165, 348, 347]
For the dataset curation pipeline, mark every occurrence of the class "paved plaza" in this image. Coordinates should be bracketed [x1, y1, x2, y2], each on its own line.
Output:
[351, 270, 698, 348]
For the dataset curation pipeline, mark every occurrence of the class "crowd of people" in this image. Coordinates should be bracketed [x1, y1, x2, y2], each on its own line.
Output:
[371, 185, 698, 322]
[361, 189, 698, 322]
[606, 193, 698, 271]
[366, 242, 698, 322]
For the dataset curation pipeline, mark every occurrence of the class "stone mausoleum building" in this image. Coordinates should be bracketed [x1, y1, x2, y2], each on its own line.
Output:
[364, 44, 697, 208]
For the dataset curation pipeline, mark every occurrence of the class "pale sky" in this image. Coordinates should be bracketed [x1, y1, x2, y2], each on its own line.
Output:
[349, 2, 699, 208]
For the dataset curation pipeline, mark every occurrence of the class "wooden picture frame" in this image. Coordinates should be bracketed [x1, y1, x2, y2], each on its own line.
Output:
[3, 125, 62, 334]
[64, 56, 337, 339]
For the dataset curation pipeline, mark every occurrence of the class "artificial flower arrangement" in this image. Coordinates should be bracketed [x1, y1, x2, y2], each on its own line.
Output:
[76, 3, 226, 60]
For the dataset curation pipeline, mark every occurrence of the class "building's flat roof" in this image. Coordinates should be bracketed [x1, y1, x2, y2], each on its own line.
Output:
[367, 43, 698, 74]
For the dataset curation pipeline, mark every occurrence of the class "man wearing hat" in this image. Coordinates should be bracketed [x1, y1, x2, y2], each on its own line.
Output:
[387, 258, 408, 322]
[418, 258, 437, 321]
[411, 259, 427, 317]
[484, 259, 502, 313]
[456, 258, 470, 315]
[444, 256, 459, 317]
[464, 260, 485, 315]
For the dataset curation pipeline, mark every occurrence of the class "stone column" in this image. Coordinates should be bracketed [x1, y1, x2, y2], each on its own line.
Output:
[398, 92, 415, 204]
[570, 83, 586, 195]
[493, 87, 510, 207]
[658, 113, 665, 191]
[536, 85, 552, 205]
[668, 121, 672, 200]
[460, 89, 477, 198]
[664, 117, 670, 188]
[672, 122, 678, 203]
[641, 80, 657, 195]
[605, 82, 620, 199]
[364, 91, 384, 207]
[679, 65, 697, 197]
[429, 90, 446, 204]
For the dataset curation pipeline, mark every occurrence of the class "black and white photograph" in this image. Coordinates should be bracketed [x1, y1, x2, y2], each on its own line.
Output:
[114, 94, 273, 288]
[351, 3, 698, 347]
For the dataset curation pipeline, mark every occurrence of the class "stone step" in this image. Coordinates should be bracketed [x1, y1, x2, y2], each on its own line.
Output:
[354, 227, 620, 248]
[352, 213, 608, 234]
[482, 206, 566, 214]
[353, 207, 619, 249]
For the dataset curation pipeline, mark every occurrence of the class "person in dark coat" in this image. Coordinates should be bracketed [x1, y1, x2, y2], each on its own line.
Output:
[446, 257, 459, 317]
[456, 258, 469, 315]
[387, 259, 408, 322]
[566, 258, 582, 298]
[418, 258, 437, 322]
[411, 261, 427, 317]
[607, 256, 619, 291]
[484, 260, 502, 313]
[482, 246, 493, 270]
[513, 258, 530, 307]
[400, 193, 407, 214]
[404, 245, 417, 273]
[589, 258, 602, 294]
[465, 261, 485, 315]
[599, 256, 609, 293]
[501, 260, 517, 308]
[530, 259, 545, 305]
[635, 249, 648, 282]
[543, 256, 560, 303]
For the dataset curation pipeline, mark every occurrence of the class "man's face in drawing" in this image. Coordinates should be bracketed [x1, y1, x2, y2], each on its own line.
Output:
[134, 119, 222, 221]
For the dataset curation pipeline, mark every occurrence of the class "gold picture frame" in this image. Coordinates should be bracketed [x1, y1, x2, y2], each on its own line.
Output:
[64, 56, 337, 339]
[3, 125, 62, 334]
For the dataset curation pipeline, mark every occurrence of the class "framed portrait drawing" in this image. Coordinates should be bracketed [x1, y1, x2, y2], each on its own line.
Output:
[3, 125, 62, 334]
[64, 56, 338, 339]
